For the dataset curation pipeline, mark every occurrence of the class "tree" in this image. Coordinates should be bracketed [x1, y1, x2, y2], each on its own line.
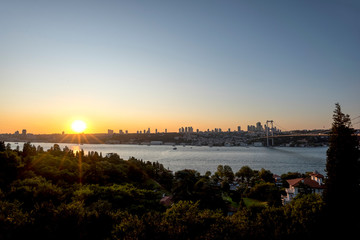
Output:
[22, 142, 37, 158]
[0, 151, 21, 189]
[214, 165, 234, 190]
[172, 169, 200, 201]
[324, 103, 360, 236]
[236, 165, 254, 184]
[259, 168, 274, 183]
[0, 141, 5, 152]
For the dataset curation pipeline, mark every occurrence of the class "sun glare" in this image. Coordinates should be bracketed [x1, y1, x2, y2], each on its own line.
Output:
[71, 120, 87, 133]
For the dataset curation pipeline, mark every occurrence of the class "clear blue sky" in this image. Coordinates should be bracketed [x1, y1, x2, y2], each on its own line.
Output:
[1, 0, 359, 133]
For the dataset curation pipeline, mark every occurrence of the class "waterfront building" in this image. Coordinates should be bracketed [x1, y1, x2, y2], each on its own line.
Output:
[282, 171, 325, 205]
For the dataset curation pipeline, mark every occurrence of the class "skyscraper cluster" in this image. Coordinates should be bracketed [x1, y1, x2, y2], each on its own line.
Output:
[247, 122, 280, 133]
[179, 126, 194, 133]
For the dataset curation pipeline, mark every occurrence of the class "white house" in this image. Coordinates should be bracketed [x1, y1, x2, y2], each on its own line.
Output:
[282, 171, 325, 205]
[309, 170, 324, 185]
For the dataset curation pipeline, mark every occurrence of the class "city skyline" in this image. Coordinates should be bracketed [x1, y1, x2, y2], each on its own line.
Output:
[1, 119, 334, 135]
[1, 1, 359, 134]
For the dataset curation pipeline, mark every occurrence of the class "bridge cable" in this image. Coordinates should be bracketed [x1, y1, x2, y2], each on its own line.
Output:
[351, 116, 360, 121]
[273, 121, 287, 132]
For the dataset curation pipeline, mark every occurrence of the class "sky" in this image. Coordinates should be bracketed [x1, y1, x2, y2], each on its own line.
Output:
[1, 0, 359, 134]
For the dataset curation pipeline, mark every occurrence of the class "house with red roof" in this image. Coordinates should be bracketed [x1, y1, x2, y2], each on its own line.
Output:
[282, 170, 325, 205]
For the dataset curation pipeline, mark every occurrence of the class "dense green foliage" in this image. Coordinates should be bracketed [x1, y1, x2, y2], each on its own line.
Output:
[0, 140, 337, 239]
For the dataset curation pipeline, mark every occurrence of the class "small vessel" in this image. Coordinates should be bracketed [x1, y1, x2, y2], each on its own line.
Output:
[173, 147, 177, 150]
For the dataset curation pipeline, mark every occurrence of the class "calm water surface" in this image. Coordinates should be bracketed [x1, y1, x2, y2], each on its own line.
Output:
[7, 142, 327, 175]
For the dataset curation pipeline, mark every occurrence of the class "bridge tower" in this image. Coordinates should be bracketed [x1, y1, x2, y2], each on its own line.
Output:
[266, 120, 274, 147]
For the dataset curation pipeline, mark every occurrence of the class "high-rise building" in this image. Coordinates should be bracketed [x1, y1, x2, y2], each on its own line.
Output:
[22, 129, 27, 135]
[108, 129, 114, 134]
[237, 126, 241, 132]
[256, 122, 263, 132]
[247, 125, 256, 132]
[165, 129, 167, 133]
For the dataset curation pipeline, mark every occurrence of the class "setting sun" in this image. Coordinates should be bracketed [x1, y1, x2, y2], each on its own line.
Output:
[71, 120, 87, 133]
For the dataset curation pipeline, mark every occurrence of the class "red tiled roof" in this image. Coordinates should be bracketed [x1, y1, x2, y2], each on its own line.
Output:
[310, 173, 324, 179]
[287, 177, 325, 189]
[301, 178, 325, 189]
[287, 178, 303, 186]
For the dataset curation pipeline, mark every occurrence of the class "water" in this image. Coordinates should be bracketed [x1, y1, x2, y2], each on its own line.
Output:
[7, 142, 327, 175]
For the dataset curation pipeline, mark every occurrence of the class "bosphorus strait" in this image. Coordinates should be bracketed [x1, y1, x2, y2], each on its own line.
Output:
[7, 142, 327, 175]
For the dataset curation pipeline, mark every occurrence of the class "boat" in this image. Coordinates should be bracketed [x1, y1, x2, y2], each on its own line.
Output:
[173, 147, 177, 150]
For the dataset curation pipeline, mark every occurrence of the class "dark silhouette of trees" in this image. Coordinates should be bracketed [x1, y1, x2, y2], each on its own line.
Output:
[0, 141, 334, 239]
[0, 141, 5, 152]
[0, 151, 21, 189]
[324, 103, 360, 237]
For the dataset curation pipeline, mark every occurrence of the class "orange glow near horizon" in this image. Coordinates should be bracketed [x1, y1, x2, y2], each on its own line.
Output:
[0, 112, 333, 135]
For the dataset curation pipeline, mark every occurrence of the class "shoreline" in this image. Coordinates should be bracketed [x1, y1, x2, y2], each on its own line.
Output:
[4, 141, 328, 148]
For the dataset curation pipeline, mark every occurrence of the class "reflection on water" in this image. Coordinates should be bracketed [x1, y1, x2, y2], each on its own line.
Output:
[7, 142, 327, 175]
[71, 145, 81, 154]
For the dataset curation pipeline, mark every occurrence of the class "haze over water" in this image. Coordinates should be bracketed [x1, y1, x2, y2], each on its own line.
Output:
[7, 142, 327, 175]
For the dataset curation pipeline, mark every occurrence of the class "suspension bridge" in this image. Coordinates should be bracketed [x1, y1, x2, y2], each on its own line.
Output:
[260, 116, 360, 147]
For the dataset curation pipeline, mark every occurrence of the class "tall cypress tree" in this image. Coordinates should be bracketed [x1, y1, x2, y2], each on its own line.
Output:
[324, 103, 360, 235]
